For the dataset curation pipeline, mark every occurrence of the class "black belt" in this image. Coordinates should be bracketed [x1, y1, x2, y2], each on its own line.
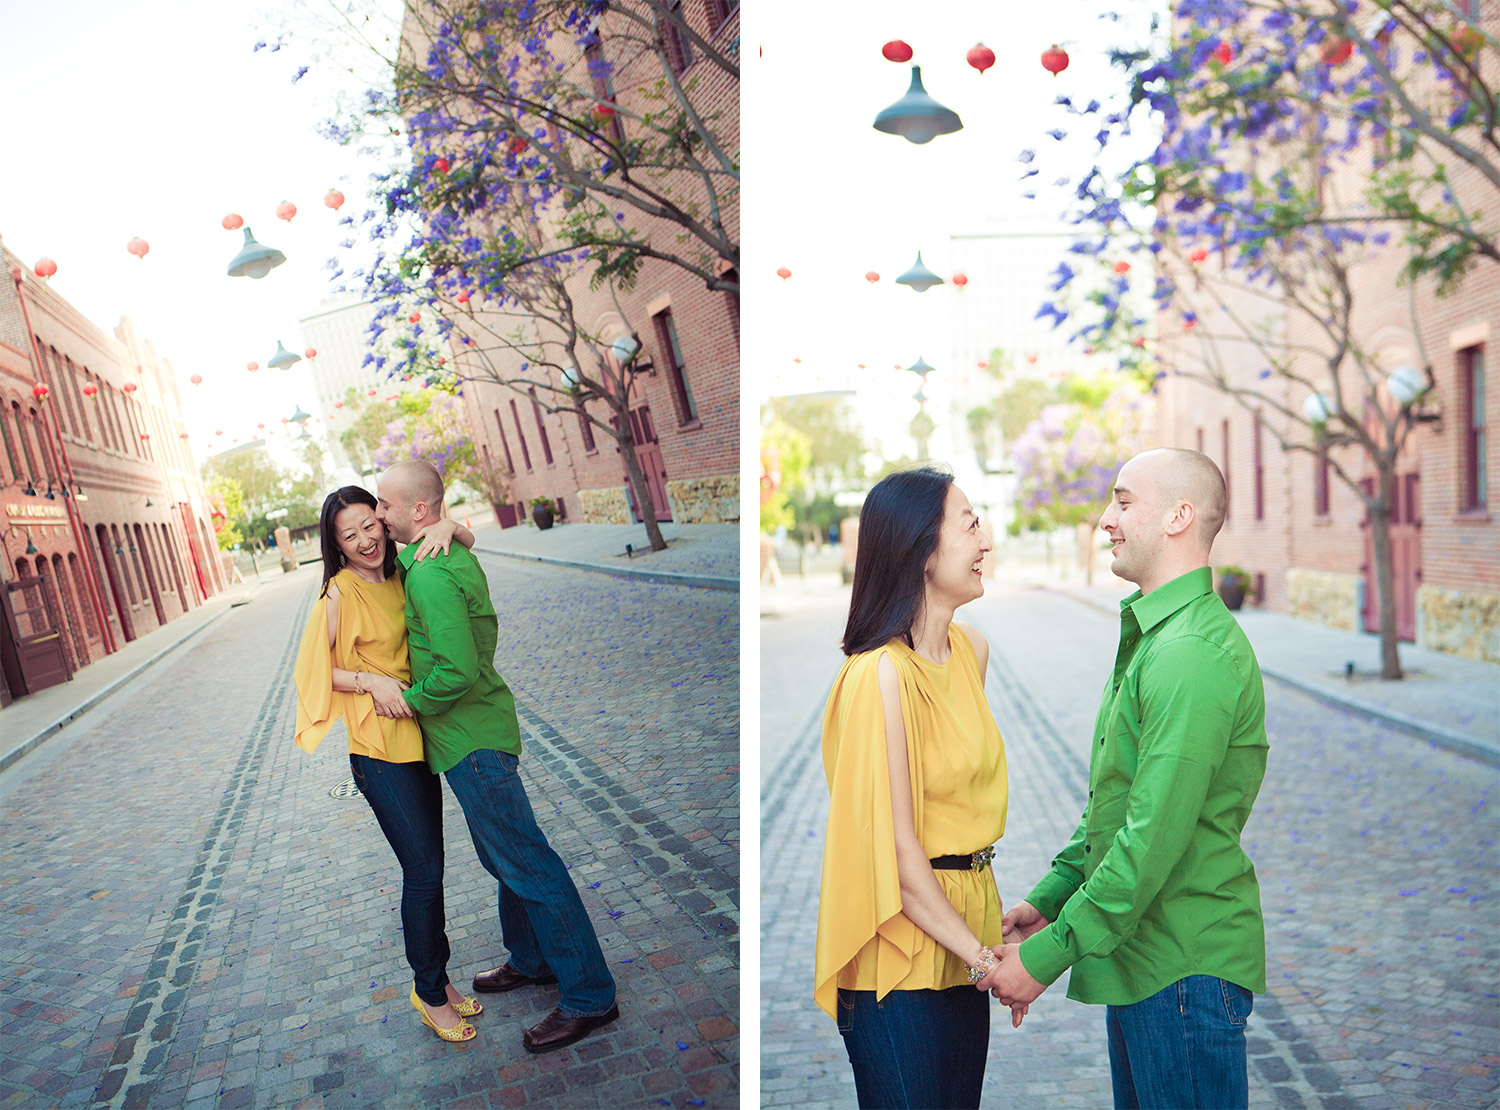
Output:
[930, 846, 995, 872]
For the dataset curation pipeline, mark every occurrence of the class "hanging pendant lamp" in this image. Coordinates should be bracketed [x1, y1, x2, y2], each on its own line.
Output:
[873, 66, 963, 145]
[906, 355, 936, 378]
[268, 341, 302, 370]
[895, 252, 944, 293]
[226, 228, 287, 279]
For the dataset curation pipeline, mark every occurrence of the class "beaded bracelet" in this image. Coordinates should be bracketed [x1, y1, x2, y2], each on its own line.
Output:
[965, 946, 997, 984]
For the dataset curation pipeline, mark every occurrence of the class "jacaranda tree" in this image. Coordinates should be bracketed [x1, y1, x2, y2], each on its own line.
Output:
[1028, 0, 1496, 678]
[311, 0, 739, 551]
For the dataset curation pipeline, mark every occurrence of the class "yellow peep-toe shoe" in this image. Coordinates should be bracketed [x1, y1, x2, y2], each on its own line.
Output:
[452, 995, 483, 1018]
[409, 987, 476, 1043]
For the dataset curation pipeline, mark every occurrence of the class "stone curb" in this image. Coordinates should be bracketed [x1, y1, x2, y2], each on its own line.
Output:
[1050, 588, 1499, 767]
[0, 601, 242, 776]
[475, 545, 739, 592]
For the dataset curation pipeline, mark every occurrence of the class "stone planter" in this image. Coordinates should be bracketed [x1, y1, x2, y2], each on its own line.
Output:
[533, 505, 555, 531]
[1217, 576, 1247, 610]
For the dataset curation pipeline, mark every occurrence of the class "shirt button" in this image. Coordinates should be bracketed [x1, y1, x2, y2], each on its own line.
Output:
[1099, 737, 1105, 746]
[1113, 683, 1120, 693]
[1085, 845, 1092, 853]
[1088, 790, 1093, 798]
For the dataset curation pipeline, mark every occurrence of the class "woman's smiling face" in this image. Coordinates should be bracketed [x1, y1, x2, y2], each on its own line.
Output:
[333, 503, 387, 576]
[924, 483, 992, 607]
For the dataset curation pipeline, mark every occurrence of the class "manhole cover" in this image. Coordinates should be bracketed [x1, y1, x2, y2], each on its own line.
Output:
[329, 778, 362, 799]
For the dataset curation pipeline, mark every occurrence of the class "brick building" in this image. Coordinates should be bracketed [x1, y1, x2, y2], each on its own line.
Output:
[1154, 14, 1498, 662]
[412, 1, 740, 527]
[0, 236, 227, 704]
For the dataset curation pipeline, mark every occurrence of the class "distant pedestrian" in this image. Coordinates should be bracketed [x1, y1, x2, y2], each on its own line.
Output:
[814, 465, 1017, 1109]
[988, 448, 1269, 1110]
[292, 485, 483, 1043]
[375, 460, 619, 1054]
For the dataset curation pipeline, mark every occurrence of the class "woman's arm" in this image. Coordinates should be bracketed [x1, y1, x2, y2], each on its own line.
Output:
[324, 583, 413, 717]
[410, 518, 474, 562]
[878, 653, 993, 971]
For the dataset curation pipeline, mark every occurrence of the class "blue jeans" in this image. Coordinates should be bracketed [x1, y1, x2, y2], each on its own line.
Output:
[1106, 975, 1254, 1109]
[443, 748, 616, 1018]
[836, 986, 989, 1109]
[348, 754, 452, 1007]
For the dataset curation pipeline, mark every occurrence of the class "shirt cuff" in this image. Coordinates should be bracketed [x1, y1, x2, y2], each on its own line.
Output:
[1026, 870, 1080, 922]
[1018, 926, 1075, 987]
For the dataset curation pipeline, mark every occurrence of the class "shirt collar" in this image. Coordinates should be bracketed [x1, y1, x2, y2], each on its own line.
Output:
[396, 542, 416, 572]
[1123, 566, 1214, 634]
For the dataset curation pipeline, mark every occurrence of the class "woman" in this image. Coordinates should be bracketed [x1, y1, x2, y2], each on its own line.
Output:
[814, 466, 1017, 1109]
[292, 485, 480, 1044]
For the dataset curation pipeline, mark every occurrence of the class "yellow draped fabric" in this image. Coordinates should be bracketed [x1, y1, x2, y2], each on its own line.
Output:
[814, 624, 1009, 1019]
[293, 568, 424, 763]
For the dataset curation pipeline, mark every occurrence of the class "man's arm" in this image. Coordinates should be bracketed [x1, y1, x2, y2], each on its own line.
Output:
[1017, 637, 1240, 987]
[401, 562, 480, 715]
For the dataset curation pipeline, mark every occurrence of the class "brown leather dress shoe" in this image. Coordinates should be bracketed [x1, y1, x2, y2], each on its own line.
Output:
[471, 963, 560, 993]
[522, 1004, 620, 1053]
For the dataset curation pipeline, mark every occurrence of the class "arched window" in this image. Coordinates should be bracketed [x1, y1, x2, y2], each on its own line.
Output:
[13, 400, 39, 479]
[68, 552, 99, 637]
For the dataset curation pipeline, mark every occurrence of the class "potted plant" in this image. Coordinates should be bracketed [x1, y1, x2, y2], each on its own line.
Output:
[1216, 565, 1254, 611]
[466, 455, 513, 527]
[529, 496, 556, 531]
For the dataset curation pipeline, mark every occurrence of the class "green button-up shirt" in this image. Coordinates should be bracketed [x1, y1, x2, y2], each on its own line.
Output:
[1018, 566, 1268, 1004]
[398, 543, 521, 774]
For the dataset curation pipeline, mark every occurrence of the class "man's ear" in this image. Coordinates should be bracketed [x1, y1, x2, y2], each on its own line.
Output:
[1163, 500, 1196, 538]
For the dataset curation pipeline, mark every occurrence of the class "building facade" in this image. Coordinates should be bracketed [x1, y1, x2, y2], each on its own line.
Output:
[410, 0, 740, 527]
[0, 236, 227, 704]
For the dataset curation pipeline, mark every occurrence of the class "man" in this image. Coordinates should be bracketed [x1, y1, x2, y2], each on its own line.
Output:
[376, 460, 618, 1053]
[985, 448, 1268, 1109]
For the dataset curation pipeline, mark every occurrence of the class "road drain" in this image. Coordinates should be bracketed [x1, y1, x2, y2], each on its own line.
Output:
[329, 778, 362, 798]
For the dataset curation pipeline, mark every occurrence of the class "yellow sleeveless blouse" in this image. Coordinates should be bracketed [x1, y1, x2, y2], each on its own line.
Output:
[292, 568, 424, 763]
[814, 625, 1009, 1019]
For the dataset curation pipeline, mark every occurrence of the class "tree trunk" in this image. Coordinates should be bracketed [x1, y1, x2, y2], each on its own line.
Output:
[617, 431, 668, 553]
[1368, 466, 1404, 680]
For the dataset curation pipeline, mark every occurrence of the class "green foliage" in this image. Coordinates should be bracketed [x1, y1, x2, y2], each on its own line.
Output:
[206, 476, 245, 550]
[759, 415, 811, 535]
[202, 446, 320, 545]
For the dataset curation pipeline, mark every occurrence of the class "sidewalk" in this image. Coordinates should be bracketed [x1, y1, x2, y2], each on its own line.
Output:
[470, 518, 739, 590]
[1052, 579, 1500, 765]
[0, 572, 295, 779]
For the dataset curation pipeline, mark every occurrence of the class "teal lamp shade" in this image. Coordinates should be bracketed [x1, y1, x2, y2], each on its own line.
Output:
[895, 251, 944, 293]
[268, 341, 301, 370]
[873, 66, 963, 145]
[226, 228, 286, 279]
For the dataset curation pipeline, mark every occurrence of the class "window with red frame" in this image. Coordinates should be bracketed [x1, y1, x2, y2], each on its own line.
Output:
[494, 409, 516, 472]
[705, 0, 738, 34]
[1252, 414, 1265, 521]
[662, 0, 692, 75]
[577, 411, 597, 453]
[1462, 346, 1487, 510]
[529, 388, 554, 465]
[509, 399, 533, 471]
[652, 308, 697, 425]
[1314, 449, 1330, 517]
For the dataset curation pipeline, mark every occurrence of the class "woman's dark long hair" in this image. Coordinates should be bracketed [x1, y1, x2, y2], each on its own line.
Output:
[318, 486, 396, 597]
[841, 466, 954, 656]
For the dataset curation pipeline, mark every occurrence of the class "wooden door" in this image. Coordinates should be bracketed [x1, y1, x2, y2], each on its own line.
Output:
[1363, 472, 1420, 642]
[0, 576, 72, 696]
[623, 404, 672, 522]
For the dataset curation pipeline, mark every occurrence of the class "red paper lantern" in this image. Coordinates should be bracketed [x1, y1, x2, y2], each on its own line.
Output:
[335, 401, 344, 408]
[966, 43, 995, 74]
[882, 40, 913, 63]
[140, 433, 150, 441]
[180, 432, 190, 439]
[127, 237, 150, 260]
[189, 373, 203, 386]
[976, 360, 988, 370]
[276, 200, 297, 222]
[222, 213, 243, 230]
[864, 271, 879, 283]
[1026, 353, 1039, 364]
[32, 383, 49, 400]
[324, 189, 345, 209]
[1041, 44, 1069, 76]
[1183, 318, 1197, 332]
[952, 272, 968, 287]
[1113, 260, 1131, 274]
[1133, 336, 1147, 348]
[280, 417, 289, 423]
[304, 348, 317, 360]
[34, 257, 57, 278]
[509, 136, 528, 153]
[368, 389, 377, 396]
[82, 383, 98, 399]
[775, 266, 791, 280]
[247, 362, 259, 372]
[257, 423, 265, 429]
[438, 357, 446, 365]
[1213, 41, 1234, 65]
[434, 157, 451, 173]
[1321, 37, 1353, 65]
[122, 382, 138, 394]
[457, 290, 471, 303]
[1188, 246, 1209, 264]
[409, 312, 421, 323]
[857, 364, 866, 369]
[593, 103, 616, 120]
[215, 429, 224, 436]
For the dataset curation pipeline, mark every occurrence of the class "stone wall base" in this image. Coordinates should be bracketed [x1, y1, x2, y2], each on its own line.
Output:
[577, 486, 631, 525]
[1417, 585, 1500, 663]
[667, 475, 739, 525]
[1286, 567, 1360, 632]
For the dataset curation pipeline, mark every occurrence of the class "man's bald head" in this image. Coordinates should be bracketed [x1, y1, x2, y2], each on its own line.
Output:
[376, 460, 446, 543]
[1142, 448, 1227, 545]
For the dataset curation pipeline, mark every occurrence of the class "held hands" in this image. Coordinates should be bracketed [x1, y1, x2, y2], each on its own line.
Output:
[366, 674, 414, 718]
[411, 518, 459, 562]
[982, 944, 1048, 1013]
[1001, 900, 1050, 944]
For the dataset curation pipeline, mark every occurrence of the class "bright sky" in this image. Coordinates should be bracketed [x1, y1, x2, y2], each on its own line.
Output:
[743, 0, 1158, 462]
[0, 0, 404, 462]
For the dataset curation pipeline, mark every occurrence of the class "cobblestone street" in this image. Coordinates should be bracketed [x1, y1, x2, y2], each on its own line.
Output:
[761, 579, 1498, 1110]
[1, 551, 738, 1108]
